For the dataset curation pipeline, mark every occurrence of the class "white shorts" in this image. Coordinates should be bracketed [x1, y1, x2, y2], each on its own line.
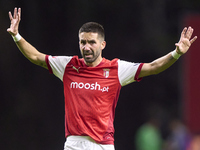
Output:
[64, 136, 115, 150]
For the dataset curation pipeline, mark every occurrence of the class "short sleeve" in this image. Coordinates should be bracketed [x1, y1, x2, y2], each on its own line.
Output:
[45, 55, 73, 81]
[118, 59, 144, 86]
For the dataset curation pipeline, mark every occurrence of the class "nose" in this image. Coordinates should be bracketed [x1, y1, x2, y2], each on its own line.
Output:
[83, 43, 90, 51]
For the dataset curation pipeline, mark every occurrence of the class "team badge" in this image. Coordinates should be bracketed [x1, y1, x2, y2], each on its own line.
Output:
[103, 69, 110, 78]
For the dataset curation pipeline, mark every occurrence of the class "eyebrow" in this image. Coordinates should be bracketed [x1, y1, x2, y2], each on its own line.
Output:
[80, 39, 96, 43]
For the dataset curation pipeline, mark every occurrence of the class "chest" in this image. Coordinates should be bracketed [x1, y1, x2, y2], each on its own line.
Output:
[63, 65, 120, 94]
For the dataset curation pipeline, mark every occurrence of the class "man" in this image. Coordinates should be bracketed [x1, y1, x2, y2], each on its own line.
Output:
[7, 7, 197, 150]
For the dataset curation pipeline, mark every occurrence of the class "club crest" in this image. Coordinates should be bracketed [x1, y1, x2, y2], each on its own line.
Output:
[103, 69, 110, 78]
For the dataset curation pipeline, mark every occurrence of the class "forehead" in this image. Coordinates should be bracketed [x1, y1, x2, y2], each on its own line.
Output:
[79, 32, 99, 40]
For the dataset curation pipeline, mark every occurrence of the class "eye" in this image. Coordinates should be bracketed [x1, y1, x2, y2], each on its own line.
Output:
[89, 40, 96, 44]
[80, 40, 86, 45]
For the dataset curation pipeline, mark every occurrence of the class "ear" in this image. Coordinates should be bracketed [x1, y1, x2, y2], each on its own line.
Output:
[101, 41, 106, 50]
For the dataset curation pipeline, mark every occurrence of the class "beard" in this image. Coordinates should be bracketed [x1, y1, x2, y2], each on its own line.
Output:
[82, 49, 101, 64]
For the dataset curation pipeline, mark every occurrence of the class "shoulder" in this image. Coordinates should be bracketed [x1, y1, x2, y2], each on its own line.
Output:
[68, 56, 86, 66]
[100, 58, 119, 67]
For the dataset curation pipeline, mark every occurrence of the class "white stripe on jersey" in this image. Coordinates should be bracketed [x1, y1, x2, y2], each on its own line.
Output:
[48, 56, 73, 81]
[118, 60, 141, 86]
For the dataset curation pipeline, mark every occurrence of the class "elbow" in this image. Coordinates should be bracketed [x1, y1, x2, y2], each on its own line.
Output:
[150, 62, 163, 75]
[28, 56, 40, 66]
[150, 66, 162, 75]
[29, 58, 39, 65]
[153, 69, 162, 75]
[29, 56, 47, 68]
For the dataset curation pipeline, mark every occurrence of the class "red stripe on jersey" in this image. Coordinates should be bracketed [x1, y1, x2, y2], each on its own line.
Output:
[134, 63, 144, 82]
[45, 55, 53, 74]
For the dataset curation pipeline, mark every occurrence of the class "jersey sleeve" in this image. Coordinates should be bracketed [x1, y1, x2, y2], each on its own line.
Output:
[118, 59, 144, 86]
[45, 55, 73, 81]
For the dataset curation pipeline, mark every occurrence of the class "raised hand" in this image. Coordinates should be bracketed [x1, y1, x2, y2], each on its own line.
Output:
[175, 27, 197, 55]
[7, 8, 21, 36]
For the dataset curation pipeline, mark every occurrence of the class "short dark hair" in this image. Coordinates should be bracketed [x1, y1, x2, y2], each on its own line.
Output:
[79, 22, 105, 40]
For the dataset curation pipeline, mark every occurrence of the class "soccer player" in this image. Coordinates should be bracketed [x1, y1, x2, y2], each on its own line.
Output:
[7, 8, 197, 150]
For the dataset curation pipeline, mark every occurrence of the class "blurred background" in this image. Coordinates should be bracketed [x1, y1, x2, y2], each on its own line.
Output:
[0, 0, 200, 149]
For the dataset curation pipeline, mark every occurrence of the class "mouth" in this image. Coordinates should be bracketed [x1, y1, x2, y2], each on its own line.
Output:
[83, 52, 93, 59]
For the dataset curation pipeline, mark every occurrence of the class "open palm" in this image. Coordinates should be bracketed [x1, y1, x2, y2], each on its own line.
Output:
[7, 8, 21, 36]
[175, 27, 197, 55]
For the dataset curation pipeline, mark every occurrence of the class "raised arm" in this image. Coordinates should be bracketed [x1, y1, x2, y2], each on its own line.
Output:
[139, 26, 197, 78]
[7, 8, 47, 69]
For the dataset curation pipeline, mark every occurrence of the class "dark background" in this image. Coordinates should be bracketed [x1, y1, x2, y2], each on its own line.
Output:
[0, 0, 200, 149]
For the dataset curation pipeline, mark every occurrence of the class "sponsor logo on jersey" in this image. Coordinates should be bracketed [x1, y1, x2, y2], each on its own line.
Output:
[72, 66, 80, 73]
[103, 69, 110, 78]
[70, 82, 109, 92]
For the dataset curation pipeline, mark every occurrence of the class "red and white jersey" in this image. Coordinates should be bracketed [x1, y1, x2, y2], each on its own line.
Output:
[45, 55, 143, 145]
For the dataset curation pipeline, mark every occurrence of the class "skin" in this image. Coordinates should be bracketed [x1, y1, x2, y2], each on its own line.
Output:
[7, 8, 197, 78]
[139, 26, 197, 78]
[79, 32, 106, 67]
[7, 8, 47, 69]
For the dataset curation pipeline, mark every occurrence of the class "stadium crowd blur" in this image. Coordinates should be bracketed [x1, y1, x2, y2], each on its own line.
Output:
[134, 104, 199, 150]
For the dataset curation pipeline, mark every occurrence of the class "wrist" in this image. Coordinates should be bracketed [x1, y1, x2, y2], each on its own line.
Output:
[12, 33, 22, 42]
[171, 50, 181, 59]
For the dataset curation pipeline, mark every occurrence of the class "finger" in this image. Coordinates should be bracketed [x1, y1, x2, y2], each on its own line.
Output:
[181, 27, 187, 38]
[175, 42, 180, 48]
[18, 8, 21, 20]
[13, 7, 17, 19]
[186, 26, 193, 39]
[7, 28, 11, 33]
[190, 36, 197, 44]
[8, 11, 13, 20]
